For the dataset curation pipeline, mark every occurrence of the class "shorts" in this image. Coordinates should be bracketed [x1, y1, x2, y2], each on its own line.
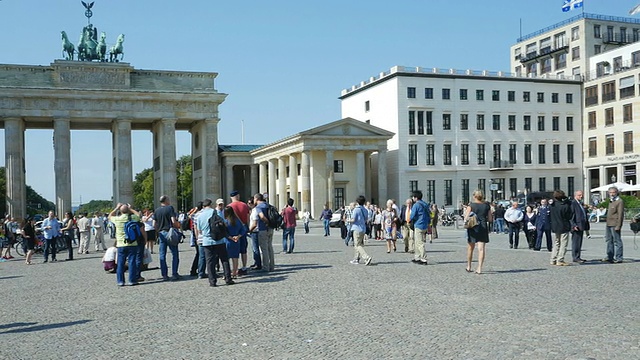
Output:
[103, 260, 116, 271]
[225, 238, 240, 259]
[238, 234, 248, 254]
[145, 230, 156, 242]
[25, 237, 35, 250]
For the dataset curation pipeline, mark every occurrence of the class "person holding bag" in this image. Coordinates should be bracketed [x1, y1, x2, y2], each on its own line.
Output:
[464, 190, 492, 274]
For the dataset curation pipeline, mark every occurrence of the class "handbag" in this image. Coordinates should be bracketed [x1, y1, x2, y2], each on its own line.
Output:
[166, 228, 183, 247]
[464, 213, 479, 229]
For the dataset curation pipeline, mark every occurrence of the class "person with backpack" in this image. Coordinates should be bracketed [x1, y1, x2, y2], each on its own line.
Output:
[223, 206, 247, 279]
[349, 195, 373, 265]
[409, 190, 431, 265]
[197, 198, 234, 287]
[251, 193, 275, 272]
[281, 198, 298, 253]
[108, 203, 142, 286]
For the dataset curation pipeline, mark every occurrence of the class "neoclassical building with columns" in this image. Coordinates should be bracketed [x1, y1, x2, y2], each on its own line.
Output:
[220, 118, 394, 218]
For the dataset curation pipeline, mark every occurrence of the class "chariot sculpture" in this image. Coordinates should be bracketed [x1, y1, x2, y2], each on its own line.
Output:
[60, 1, 125, 62]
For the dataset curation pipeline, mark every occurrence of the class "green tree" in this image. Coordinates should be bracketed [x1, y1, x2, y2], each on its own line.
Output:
[177, 155, 193, 211]
[132, 167, 154, 210]
[0, 167, 55, 217]
[76, 200, 113, 215]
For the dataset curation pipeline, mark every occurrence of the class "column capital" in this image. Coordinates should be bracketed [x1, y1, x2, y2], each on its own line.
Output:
[161, 118, 178, 126]
[53, 117, 71, 123]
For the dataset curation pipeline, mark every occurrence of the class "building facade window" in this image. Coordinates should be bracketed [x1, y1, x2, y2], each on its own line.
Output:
[426, 144, 435, 165]
[442, 88, 450, 100]
[476, 89, 484, 101]
[477, 144, 486, 165]
[525, 177, 532, 193]
[334, 160, 344, 173]
[461, 144, 469, 165]
[539, 177, 547, 192]
[524, 115, 531, 130]
[426, 111, 433, 135]
[417, 111, 424, 135]
[538, 144, 546, 164]
[588, 111, 596, 129]
[553, 144, 560, 164]
[508, 115, 516, 130]
[588, 137, 597, 157]
[566, 116, 574, 131]
[552, 93, 559, 103]
[425, 88, 433, 99]
[426, 180, 436, 203]
[334, 188, 345, 209]
[571, 46, 580, 60]
[476, 114, 485, 130]
[624, 131, 633, 153]
[444, 180, 453, 206]
[508, 91, 515, 101]
[443, 144, 452, 165]
[553, 177, 561, 191]
[585, 85, 598, 107]
[510, 178, 518, 198]
[460, 88, 468, 100]
[478, 179, 486, 193]
[566, 93, 573, 103]
[537, 116, 545, 131]
[594, 24, 601, 38]
[602, 81, 616, 103]
[443, 114, 451, 130]
[410, 180, 419, 192]
[537, 92, 544, 103]
[571, 26, 580, 40]
[460, 114, 469, 130]
[409, 144, 418, 166]
[462, 179, 470, 204]
[594, 44, 601, 54]
[492, 90, 500, 101]
[407, 87, 416, 98]
[492, 114, 500, 130]
[605, 107, 614, 126]
[524, 144, 532, 164]
[509, 144, 517, 164]
[552, 116, 559, 131]
[605, 134, 615, 155]
[568, 177, 575, 196]
[623, 104, 633, 123]
[493, 144, 501, 163]
[365, 100, 370, 112]
[408, 111, 416, 135]
[523, 91, 530, 102]
[567, 144, 574, 163]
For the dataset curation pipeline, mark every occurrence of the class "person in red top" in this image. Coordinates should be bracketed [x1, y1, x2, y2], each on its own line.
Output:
[281, 198, 298, 254]
[228, 190, 250, 274]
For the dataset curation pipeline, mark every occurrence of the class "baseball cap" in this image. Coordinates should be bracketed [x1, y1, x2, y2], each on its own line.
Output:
[230, 190, 239, 197]
[216, 198, 224, 205]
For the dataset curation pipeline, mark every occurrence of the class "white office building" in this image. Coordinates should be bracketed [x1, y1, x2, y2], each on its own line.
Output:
[583, 41, 640, 196]
[510, 13, 640, 79]
[340, 66, 583, 208]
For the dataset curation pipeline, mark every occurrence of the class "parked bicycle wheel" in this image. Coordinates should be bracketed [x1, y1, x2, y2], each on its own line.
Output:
[56, 236, 68, 251]
[14, 236, 25, 256]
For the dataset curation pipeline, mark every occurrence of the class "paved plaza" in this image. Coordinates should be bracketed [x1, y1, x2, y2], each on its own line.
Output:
[1, 222, 638, 359]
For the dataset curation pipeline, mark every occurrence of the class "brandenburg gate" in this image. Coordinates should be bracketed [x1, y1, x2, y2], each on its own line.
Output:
[0, 60, 227, 219]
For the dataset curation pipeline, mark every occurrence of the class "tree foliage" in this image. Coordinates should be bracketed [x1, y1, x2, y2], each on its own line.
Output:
[133, 167, 154, 210]
[177, 154, 193, 212]
[76, 200, 113, 215]
[0, 167, 56, 217]
[131, 155, 193, 211]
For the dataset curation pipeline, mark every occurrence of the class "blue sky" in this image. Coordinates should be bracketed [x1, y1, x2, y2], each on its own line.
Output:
[0, 0, 636, 204]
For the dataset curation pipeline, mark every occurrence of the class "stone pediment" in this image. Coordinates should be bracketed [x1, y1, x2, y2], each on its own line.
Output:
[299, 117, 394, 138]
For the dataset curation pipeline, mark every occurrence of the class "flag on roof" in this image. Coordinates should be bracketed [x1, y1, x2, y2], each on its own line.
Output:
[562, 0, 583, 12]
[630, 3, 640, 16]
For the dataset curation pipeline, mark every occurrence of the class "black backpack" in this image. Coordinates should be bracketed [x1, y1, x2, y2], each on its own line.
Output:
[208, 212, 228, 241]
[123, 215, 143, 244]
[266, 204, 283, 230]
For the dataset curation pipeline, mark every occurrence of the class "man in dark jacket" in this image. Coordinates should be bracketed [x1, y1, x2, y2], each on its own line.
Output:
[549, 190, 574, 266]
[570, 190, 589, 263]
[399, 198, 414, 253]
[534, 199, 553, 251]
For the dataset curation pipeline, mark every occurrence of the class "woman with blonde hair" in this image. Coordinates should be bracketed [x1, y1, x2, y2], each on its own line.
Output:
[381, 199, 398, 253]
[464, 190, 492, 274]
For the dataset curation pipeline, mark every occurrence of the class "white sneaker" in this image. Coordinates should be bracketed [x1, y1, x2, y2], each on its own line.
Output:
[365, 257, 372, 266]
[349, 259, 359, 265]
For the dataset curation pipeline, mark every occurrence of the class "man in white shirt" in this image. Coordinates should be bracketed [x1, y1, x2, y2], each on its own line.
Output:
[92, 213, 107, 251]
[504, 201, 524, 249]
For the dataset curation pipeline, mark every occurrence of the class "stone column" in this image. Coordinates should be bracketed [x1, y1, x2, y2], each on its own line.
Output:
[250, 164, 259, 197]
[356, 151, 365, 196]
[268, 159, 277, 204]
[289, 154, 298, 207]
[259, 162, 268, 193]
[365, 151, 372, 198]
[4, 117, 26, 219]
[111, 119, 133, 205]
[53, 118, 72, 213]
[152, 118, 177, 208]
[326, 150, 334, 210]
[225, 161, 234, 198]
[377, 148, 388, 204]
[300, 151, 311, 214]
[278, 156, 287, 209]
[203, 118, 220, 201]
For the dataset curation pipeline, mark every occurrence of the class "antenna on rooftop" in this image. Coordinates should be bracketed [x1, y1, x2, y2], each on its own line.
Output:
[241, 119, 245, 145]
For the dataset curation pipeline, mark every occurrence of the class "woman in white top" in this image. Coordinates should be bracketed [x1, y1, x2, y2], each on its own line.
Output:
[142, 209, 155, 254]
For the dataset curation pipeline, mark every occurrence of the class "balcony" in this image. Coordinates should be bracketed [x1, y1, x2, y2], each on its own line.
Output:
[490, 160, 514, 171]
[520, 45, 569, 64]
[603, 33, 632, 45]
[602, 92, 616, 103]
[585, 96, 599, 107]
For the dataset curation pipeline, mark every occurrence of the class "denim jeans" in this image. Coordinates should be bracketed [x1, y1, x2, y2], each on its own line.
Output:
[282, 227, 295, 253]
[116, 246, 138, 285]
[198, 245, 206, 276]
[136, 239, 145, 278]
[605, 226, 623, 261]
[43, 237, 57, 261]
[495, 218, 505, 233]
[158, 230, 180, 277]
[250, 232, 261, 268]
[345, 224, 352, 245]
[304, 222, 309, 234]
[323, 219, 330, 236]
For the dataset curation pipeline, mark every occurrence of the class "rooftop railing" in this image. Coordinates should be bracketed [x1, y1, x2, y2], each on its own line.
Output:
[516, 13, 640, 43]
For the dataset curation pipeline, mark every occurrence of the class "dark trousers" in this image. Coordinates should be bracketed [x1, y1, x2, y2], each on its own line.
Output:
[304, 222, 309, 234]
[508, 223, 520, 248]
[43, 237, 57, 261]
[64, 234, 73, 260]
[191, 244, 200, 275]
[571, 230, 584, 261]
[524, 228, 536, 249]
[535, 227, 552, 251]
[250, 232, 261, 268]
[136, 239, 145, 278]
[204, 244, 232, 286]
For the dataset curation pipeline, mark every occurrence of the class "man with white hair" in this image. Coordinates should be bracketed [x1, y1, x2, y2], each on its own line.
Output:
[603, 187, 624, 263]
[504, 201, 524, 249]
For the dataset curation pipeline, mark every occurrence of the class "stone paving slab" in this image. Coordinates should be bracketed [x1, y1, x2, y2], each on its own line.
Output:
[0, 222, 638, 359]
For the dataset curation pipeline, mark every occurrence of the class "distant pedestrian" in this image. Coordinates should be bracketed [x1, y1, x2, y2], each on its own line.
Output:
[504, 202, 524, 249]
[399, 198, 414, 253]
[228, 190, 250, 274]
[92, 212, 106, 252]
[382, 199, 398, 253]
[198, 199, 234, 287]
[77, 213, 91, 254]
[21, 217, 36, 265]
[42, 211, 61, 263]
[549, 190, 574, 266]
[349, 195, 372, 265]
[302, 209, 311, 234]
[464, 190, 491, 274]
[155, 195, 181, 281]
[61, 211, 75, 261]
[224, 206, 246, 280]
[570, 190, 589, 263]
[253, 193, 275, 272]
[248, 198, 261, 271]
[534, 199, 553, 251]
[603, 187, 624, 263]
[321, 204, 332, 237]
[409, 190, 431, 265]
[142, 209, 155, 254]
[281, 198, 297, 253]
[108, 204, 141, 286]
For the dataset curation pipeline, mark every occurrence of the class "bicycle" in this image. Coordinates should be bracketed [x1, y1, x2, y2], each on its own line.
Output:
[14, 234, 45, 256]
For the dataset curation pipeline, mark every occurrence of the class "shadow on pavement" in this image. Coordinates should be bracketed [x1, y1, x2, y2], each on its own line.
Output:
[0, 320, 92, 334]
[289, 250, 341, 254]
[492, 268, 547, 274]
[0, 322, 37, 330]
[0, 275, 24, 280]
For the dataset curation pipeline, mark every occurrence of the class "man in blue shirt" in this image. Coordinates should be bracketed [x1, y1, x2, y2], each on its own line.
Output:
[197, 198, 233, 287]
[42, 211, 61, 263]
[410, 191, 431, 265]
[251, 193, 275, 272]
[534, 199, 553, 251]
[350, 195, 372, 265]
